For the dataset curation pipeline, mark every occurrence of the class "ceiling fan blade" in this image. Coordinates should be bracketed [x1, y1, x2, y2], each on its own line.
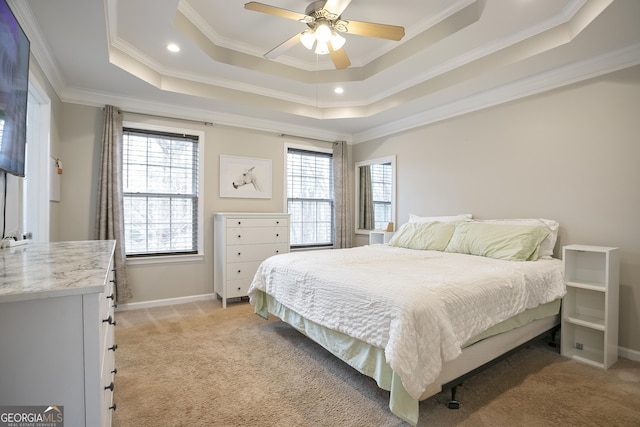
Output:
[329, 45, 350, 69]
[244, 2, 306, 21]
[264, 32, 302, 59]
[345, 20, 405, 41]
[323, 0, 352, 16]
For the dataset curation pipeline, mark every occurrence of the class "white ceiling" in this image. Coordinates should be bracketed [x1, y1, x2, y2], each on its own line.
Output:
[12, 0, 640, 142]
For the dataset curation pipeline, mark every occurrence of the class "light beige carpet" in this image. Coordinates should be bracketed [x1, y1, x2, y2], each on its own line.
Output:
[112, 300, 640, 426]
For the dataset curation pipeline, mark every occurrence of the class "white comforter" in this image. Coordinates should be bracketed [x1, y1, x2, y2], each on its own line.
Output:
[248, 245, 565, 399]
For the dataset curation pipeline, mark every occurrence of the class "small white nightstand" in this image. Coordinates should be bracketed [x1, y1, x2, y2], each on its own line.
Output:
[369, 230, 395, 245]
[561, 244, 619, 369]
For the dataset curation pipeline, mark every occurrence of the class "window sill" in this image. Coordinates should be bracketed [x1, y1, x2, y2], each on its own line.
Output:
[126, 253, 204, 265]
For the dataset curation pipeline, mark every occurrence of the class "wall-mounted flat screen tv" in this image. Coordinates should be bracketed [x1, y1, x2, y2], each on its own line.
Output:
[0, 0, 30, 177]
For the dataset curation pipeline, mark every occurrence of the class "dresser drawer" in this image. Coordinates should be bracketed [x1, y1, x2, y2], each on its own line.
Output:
[227, 226, 288, 245]
[226, 217, 288, 228]
[226, 278, 253, 298]
[226, 261, 263, 280]
[226, 243, 289, 262]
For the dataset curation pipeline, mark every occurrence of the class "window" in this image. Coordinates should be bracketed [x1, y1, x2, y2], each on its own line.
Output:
[371, 162, 393, 230]
[286, 147, 333, 248]
[122, 127, 200, 257]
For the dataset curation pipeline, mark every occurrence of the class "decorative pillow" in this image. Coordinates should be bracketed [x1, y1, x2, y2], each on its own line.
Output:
[388, 221, 458, 251]
[408, 213, 472, 223]
[445, 222, 549, 261]
[476, 218, 559, 258]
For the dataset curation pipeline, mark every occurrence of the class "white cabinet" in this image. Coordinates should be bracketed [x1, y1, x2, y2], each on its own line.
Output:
[0, 241, 117, 426]
[214, 213, 290, 308]
[369, 230, 395, 245]
[561, 244, 619, 369]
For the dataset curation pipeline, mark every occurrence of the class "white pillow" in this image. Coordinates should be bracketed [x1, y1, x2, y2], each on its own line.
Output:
[475, 218, 559, 258]
[408, 213, 472, 223]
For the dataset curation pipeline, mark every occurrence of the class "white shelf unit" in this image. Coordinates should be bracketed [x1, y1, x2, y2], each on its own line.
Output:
[369, 230, 395, 245]
[561, 244, 619, 369]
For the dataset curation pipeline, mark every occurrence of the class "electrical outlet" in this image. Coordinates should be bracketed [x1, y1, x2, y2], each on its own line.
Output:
[575, 342, 583, 350]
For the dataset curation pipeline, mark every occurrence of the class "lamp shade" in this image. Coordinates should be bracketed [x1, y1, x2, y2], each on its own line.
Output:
[300, 30, 315, 50]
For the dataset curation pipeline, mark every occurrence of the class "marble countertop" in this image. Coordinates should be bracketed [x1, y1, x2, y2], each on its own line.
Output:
[0, 240, 116, 303]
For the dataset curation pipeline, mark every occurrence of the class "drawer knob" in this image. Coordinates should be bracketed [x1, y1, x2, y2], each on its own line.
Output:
[276, 221, 280, 224]
[237, 287, 241, 291]
[107, 293, 115, 300]
[109, 344, 118, 352]
[237, 221, 241, 225]
[237, 234, 241, 239]
[276, 250, 279, 254]
[105, 382, 115, 392]
[276, 233, 279, 237]
[109, 404, 117, 411]
[237, 269, 241, 273]
[111, 368, 118, 375]
[102, 315, 116, 326]
[237, 252, 241, 256]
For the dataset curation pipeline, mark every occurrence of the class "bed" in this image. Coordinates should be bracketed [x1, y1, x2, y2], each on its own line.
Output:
[248, 217, 565, 425]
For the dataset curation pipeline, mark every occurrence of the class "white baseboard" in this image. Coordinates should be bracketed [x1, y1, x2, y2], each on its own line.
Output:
[619, 346, 640, 363]
[115, 293, 217, 312]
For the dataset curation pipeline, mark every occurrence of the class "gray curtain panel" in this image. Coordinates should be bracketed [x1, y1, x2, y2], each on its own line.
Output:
[358, 165, 374, 230]
[95, 105, 132, 302]
[332, 141, 352, 248]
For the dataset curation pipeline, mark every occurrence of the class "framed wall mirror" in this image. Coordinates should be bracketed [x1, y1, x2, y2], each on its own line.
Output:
[355, 155, 396, 234]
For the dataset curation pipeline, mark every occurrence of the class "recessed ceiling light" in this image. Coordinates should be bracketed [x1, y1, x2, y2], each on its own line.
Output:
[167, 43, 180, 53]
[334, 87, 344, 94]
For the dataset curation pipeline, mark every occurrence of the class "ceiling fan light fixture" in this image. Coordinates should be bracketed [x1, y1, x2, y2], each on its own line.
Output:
[300, 30, 315, 50]
[315, 22, 332, 43]
[330, 32, 345, 51]
[315, 41, 329, 55]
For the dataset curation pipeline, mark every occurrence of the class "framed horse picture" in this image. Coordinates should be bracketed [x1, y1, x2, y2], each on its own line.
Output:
[219, 155, 272, 199]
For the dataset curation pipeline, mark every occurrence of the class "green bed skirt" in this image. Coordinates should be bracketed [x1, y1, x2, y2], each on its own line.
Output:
[252, 291, 560, 426]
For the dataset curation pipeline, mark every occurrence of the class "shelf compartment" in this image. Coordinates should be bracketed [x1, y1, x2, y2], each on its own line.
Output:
[563, 247, 607, 290]
[562, 286, 606, 328]
[561, 323, 605, 367]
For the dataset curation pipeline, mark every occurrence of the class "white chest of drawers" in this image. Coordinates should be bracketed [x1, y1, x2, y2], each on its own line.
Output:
[214, 213, 290, 308]
[0, 241, 117, 427]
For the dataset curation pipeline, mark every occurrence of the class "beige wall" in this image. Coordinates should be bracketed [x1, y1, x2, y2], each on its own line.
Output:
[55, 109, 333, 303]
[353, 66, 640, 355]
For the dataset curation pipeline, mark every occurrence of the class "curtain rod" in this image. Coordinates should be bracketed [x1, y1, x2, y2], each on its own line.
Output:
[119, 109, 214, 126]
[279, 133, 342, 144]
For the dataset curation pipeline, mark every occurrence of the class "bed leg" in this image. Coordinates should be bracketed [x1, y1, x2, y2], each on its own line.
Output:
[548, 329, 558, 348]
[447, 385, 461, 409]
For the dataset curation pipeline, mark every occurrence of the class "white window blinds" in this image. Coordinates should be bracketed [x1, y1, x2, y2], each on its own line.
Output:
[287, 148, 333, 247]
[122, 128, 199, 256]
[371, 162, 393, 230]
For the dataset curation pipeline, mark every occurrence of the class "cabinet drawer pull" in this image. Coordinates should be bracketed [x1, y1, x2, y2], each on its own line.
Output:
[276, 250, 279, 254]
[276, 233, 279, 237]
[109, 344, 118, 352]
[237, 252, 241, 256]
[107, 293, 115, 300]
[111, 368, 118, 375]
[102, 316, 116, 326]
[109, 404, 117, 411]
[276, 221, 280, 224]
[237, 269, 241, 273]
[237, 287, 242, 292]
[237, 234, 241, 239]
[237, 221, 241, 225]
[105, 382, 115, 391]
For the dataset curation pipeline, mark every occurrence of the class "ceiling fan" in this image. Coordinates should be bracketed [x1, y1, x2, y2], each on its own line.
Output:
[244, 1, 405, 69]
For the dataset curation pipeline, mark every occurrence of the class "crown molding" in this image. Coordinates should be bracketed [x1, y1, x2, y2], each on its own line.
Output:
[352, 42, 640, 143]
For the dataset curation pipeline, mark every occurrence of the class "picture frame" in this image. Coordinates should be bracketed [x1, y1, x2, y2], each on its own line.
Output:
[219, 155, 272, 199]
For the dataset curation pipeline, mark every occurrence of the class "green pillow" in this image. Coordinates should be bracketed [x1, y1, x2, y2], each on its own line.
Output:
[445, 222, 549, 261]
[387, 221, 457, 251]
